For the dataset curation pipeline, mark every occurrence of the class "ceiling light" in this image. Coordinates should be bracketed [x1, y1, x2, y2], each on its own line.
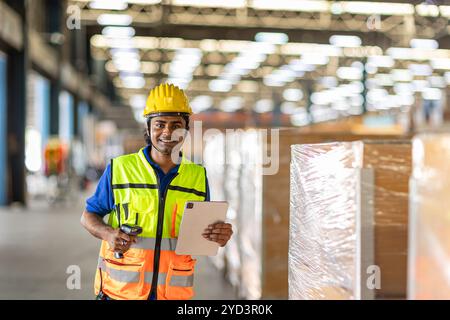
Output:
[102, 26, 135, 38]
[255, 32, 289, 45]
[220, 97, 244, 112]
[254, 99, 274, 113]
[97, 14, 133, 26]
[172, 0, 245, 9]
[209, 79, 232, 92]
[252, 0, 329, 12]
[129, 94, 147, 109]
[422, 88, 442, 100]
[391, 69, 413, 82]
[336, 67, 362, 80]
[410, 38, 439, 50]
[290, 111, 310, 126]
[90, 1, 127, 10]
[283, 88, 304, 102]
[191, 95, 213, 113]
[329, 35, 362, 48]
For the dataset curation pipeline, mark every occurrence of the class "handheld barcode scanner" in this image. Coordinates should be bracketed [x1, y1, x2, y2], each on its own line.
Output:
[114, 224, 143, 259]
[114, 205, 143, 259]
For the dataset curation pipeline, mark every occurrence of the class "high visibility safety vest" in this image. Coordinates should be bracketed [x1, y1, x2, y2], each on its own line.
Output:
[94, 148, 207, 300]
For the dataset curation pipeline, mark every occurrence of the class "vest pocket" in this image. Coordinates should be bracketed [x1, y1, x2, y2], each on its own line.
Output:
[100, 249, 148, 299]
[165, 257, 196, 300]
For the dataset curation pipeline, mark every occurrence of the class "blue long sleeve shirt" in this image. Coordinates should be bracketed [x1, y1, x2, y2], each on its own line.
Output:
[86, 146, 210, 216]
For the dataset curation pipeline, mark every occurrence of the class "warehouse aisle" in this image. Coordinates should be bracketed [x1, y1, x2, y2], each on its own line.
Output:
[0, 191, 237, 300]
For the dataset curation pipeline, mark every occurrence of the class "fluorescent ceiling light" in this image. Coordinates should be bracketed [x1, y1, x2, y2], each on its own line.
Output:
[367, 88, 388, 104]
[254, 99, 274, 113]
[440, 6, 450, 18]
[367, 55, 394, 68]
[336, 67, 362, 80]
[252, 0, 329, 12]
[283, 88, 304, 102]
[114, 58, 141, 72]
[133, 110, 146, 123]
[416, 4, 440, 17]
[290, 112, 309, 126]
[129, 94, 147, 109]
[102, 26, 135, 38]
[272, 68, 296, 82]
[422, 88, 442, 100]
[408, 64, 432, 77]
[431, 58, 450, 70]
[220, 97, 244, 112]
[329, 35, 362, 48]
[168, 78, 189, 90]
[339, 1, 414, 16]
[127, 0, 162, 4]
[365, 63, 378, 74]
[300, 54, 329, 66]
[349, 95, 364, 107]
[410, 38, 439, 50]
[347, 81, 364, 94]
[280, 102, 300, 115]
[89, 1, 128, 10]
[263, 76, 285, 87]
[172, 0, 245, 9]
[121, 76, 145, 89]
[374, 74, 394, 87]
[351, 61, 364, 71]
[209, 79, 232, 92]
[394, 83, 414, 96]
[311, 91, 333, 105]
[191, 95, 213, 113]
[428, 76, 446, 89]
[97, 14, 133, 26]
[110, 48, 139, 60]
[391, 69, 413, 82]
[289, 59, 315, 72]
[320, 76, 338, 88]
[255, 32, 289, 44]
[386, 47, 433, 61]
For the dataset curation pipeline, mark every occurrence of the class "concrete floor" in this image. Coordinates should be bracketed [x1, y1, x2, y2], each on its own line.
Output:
[0, 189, 237, 300]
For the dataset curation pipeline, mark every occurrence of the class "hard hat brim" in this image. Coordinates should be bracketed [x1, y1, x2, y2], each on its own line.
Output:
[144, 111, 191, 119]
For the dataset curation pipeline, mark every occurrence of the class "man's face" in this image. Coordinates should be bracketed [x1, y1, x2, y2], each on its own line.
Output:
[148, 115, 187, 155]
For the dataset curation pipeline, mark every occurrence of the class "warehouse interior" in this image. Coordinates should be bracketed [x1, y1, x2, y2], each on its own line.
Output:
[0, 0, 449, 300]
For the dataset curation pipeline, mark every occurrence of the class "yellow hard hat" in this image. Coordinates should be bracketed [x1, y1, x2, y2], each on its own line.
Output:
[143, 83, 193, 118]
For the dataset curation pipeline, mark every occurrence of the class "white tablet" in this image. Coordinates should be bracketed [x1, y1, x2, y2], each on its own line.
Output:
[175, 201, 229, 256]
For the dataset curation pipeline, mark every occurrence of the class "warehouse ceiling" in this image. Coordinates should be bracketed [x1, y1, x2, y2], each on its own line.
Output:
[70, 0, 450, 126]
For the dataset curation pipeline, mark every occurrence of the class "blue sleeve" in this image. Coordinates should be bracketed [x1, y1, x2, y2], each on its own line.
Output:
[85, 164, 115, 217]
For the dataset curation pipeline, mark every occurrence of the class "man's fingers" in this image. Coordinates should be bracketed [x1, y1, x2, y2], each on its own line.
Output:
[207, 223, 232, 229]
[209, 228, 233, 235]
[118, 232, 131, 242]
[206, 234, 230, 241]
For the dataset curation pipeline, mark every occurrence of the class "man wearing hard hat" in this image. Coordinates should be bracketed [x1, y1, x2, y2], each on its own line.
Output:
[81, 83, 233, 300]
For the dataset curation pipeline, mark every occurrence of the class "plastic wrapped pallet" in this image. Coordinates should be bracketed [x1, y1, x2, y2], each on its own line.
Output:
[204, 128, 410, 299]
[289, 140, 411, 299]
[408, 134, 450, 299]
